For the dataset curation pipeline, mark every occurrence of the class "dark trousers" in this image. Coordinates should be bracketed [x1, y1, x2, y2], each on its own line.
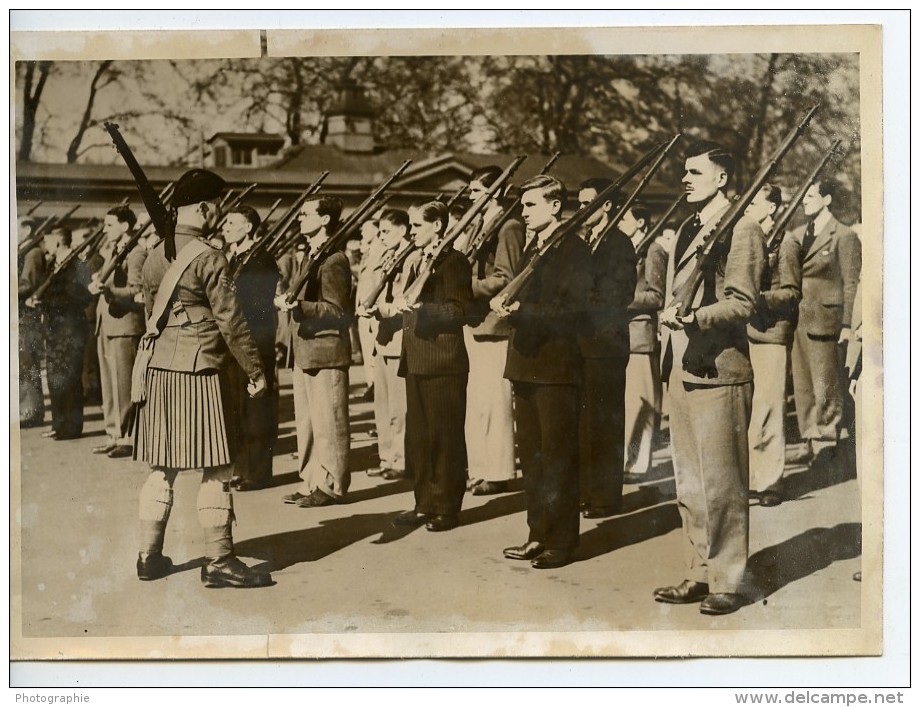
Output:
[579, 355, 628, 510]
[512, 381, 581, 552]
[405, 373, 468, 516]
[46, 316, 87, 438]
[19, 308, 45, 425]
[226, 355, 279, 485]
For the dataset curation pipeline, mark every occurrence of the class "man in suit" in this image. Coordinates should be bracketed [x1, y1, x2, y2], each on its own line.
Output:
[744, 184, 800, 506]
[492, 174, 592, 569]
[786, 179, 862, 464]
[276, 196, 353, 508]
[18, 218, 47, 427]
[621, 202, 668, 479]
[88, 206, 146, 459]
[223, 205, 281, 491]
[463, 166, 525, 496]
[657, 140, 764, 616]
[576, 178, 637, 518]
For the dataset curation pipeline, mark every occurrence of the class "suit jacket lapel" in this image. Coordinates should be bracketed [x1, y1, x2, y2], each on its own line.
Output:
[802, 217, 837, 265]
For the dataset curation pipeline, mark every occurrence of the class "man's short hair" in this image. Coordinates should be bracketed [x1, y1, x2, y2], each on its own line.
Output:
[45, 226, 72, 247]
[630, 201, 651, 225]
[578, 177, 613, 195]
[417, 200, 450, 237]
[469, 165, 504, 188]
[230, 204, 262, 237]
[520, 174, 567, 205]
[305, 195, 343, 232]
[760, 183, 783, 209]
[107, 205, 137, 230]
[379, 208, 410, 232]
[684, 139, 735, 183]
[815, 178, 842, 201]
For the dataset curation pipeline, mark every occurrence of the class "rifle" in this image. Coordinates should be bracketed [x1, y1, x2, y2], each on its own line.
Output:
[465, 151, 561, 266]
[228, 197, 284, 276]
[667, 104, 819, 317]
[766, 139, 842, 254]
[213, 182, 258, 234]
[262, 171, 330, 258]
[18, 204, 81, 255]
[445, 184, 467, 209]
[590, 135, 681, 255]
[493, 138, 672, 308]
[283, 160, 412, 303]
[403, 155, 527, 306]
[28, 222, 107, 305]
[358, 240, 418, 312]
[25, 200, 44, 217]
[633, 193, 685, 260]
[103, 121, 177, 259]
[91, 186, 174, 289]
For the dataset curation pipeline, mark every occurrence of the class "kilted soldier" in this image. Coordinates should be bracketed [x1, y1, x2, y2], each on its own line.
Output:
[133, 169, 272, 589]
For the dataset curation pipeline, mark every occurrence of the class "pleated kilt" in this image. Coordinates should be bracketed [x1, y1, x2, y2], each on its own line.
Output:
[134, 368, 234, 469]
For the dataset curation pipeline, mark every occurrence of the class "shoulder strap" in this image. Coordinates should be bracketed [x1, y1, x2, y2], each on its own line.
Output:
[144, 239, 210, 337]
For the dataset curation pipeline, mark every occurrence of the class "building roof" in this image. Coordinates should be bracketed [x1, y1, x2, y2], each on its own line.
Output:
[207, 132, 286, 150]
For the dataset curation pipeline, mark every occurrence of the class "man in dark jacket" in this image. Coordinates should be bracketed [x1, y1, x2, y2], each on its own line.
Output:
[18, 218, 47, 427]
[492, 175, 592, 569]
[276, 196, 353, 508]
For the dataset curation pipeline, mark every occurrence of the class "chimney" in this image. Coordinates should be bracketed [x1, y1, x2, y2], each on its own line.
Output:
[323, 79, 376, 153]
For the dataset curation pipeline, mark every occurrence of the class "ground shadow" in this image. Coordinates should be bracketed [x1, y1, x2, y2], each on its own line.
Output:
[746, 522, 861, 600]
[577, 502, 683, 562]
[783, 441, 857, 502]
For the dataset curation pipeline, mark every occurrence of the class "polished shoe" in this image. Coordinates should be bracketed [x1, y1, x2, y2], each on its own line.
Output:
[582, 505, 620, 519]
[392, 510, 430, 527]
[201, 555, 274, 588]
[700, 592, 745, 615]
[282, 492, 309, 505]
[853, 571, 862, 582]
[136, 551, 173, 581]
[471, 480, 509, 496]
[295, 489, 337, 508]
[530, 548, 573, 570]
[234, 479, 270, 492]
[366, 467, 389, 477]
[503, 541, 545, 561]
[41, 430, 58, 439]
[107, 444, 133, 459]
[382, 468, 410, 481]
[653, 580, 710, 604]
[92, 442, 116, 454]
[425, 514, 458, 532]
[759, 491, 783, 507]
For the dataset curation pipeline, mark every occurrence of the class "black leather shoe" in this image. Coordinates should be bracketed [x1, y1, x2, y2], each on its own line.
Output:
[282, 492, 309, 505]
[382, 468, 410, 481]
[582, 505, 620, 519]
[654, 580, 710, 604]
[136, 552, 173, 581]
[700, 592, 745, 615]
[201, 556, 274, 588]
[295, 489, 336, 508]
[107, 444, 133, 459]
[503, 541, 545, 560]
[93, 442, 116, 454]
[759, 491, 783, 507]
[530, 548, 572, 569]
[392, 510, 430, 527]
[471, 480, 509, 496]
[425, 514, 458, 532]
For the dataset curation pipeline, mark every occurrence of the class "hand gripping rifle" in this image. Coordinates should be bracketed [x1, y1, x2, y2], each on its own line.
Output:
[283, 160, 412, 304]
[103, 121, 177, 259]
[765, 138, 842, 254]
[493, 138, 672, 309]
[590, 134, 681, 255]
[465, 151, 561, 266]
[666, 104, 819, 317]
[18, 204, 81, 255]
[263, 171, 331, 258]
[402, 155, 527, 306]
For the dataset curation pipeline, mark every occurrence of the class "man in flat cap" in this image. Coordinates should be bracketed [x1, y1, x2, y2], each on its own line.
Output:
[134, 168, 273, 589]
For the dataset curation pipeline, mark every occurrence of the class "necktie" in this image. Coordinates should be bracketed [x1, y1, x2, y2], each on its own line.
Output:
[802, 220, 817, 257]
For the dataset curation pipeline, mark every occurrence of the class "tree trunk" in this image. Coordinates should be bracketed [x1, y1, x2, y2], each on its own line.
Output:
[66, 60, 113, 163]
[17, 61, 52, 162]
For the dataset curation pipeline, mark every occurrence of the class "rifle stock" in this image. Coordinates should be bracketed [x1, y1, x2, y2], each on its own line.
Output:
[668, 104, 820, 316]
[359, 240, 418, 311]
[19, 204, 81, 254]
[263, 171, 331, 258]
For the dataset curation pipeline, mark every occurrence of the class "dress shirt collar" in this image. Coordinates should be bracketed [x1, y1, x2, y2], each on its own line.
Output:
[813, 208, 833, 234]
[697, 190, 731, 226]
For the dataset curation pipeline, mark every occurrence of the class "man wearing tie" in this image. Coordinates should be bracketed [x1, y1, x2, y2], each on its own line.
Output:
[785, 179, 861, 464]
[657, 140, 765, 616]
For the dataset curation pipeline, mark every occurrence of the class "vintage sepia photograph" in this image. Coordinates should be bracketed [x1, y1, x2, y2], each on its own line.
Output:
[10, 13, 892, 674]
